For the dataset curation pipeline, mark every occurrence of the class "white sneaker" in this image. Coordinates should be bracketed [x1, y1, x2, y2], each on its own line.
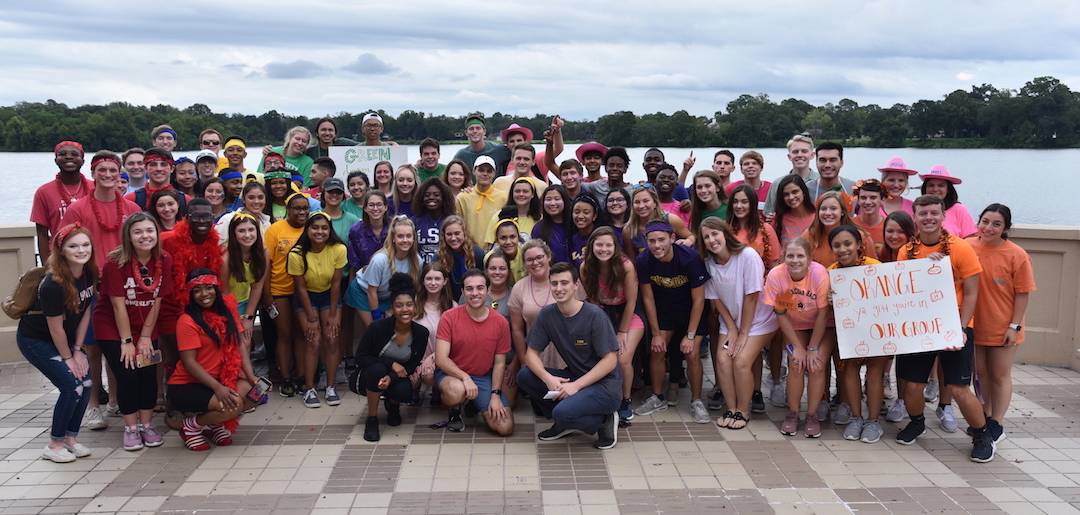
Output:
[64, 442, 92, 458]
[104, 404, 121, 418]
[883, 370, 897, 400]
[41, 446, 76, 463]
[769, 381, 787, 408]
[636, 394, 668, 416]
[886, 399, 907, 423]
[924, 379, 939, 402]
[690, 400, 710, 424]
[84, 407, 107, 431]
[937, 404, 958, 433]
[666, 384, 680, 407]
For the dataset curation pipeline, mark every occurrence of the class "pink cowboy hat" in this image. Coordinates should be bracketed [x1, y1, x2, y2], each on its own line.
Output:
[500, 123, 534, 144]
[877, 156, 918, 176]
[575, 141, 608, 162]
[919, 164, 962, 185]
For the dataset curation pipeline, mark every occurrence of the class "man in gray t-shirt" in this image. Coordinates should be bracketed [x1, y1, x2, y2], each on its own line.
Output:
[517, 263, 622, 449]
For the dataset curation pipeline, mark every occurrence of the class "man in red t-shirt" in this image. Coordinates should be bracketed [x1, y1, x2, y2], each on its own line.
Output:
[435, 271, 514, 436]
[125, 148, 185, 211]
[31, 141, 94, 263]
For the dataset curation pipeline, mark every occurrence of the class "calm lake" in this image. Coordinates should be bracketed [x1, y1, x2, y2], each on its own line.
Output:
[2, 145, 1060, 225]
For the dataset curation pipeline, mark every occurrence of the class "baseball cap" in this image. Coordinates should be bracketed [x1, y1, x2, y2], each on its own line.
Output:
[474, 155, 496, 170]
[323, 177, 346, 193]
[195, 150, 217, 163]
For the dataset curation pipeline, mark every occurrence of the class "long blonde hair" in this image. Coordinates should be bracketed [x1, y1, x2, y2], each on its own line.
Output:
[281, 126, 312, 156]
[626, 186, 664, 244]
[380, 215, 421, 282]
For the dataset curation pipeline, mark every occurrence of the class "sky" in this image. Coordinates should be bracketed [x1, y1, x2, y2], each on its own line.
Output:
[1, 0, 1078, 120]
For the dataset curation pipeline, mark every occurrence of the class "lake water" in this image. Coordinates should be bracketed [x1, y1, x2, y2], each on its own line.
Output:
[2, 145, 1061, 225]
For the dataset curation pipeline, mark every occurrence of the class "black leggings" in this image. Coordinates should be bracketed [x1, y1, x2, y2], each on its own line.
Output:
[99, 340, 159, 415]
[363, 362, 412, 403]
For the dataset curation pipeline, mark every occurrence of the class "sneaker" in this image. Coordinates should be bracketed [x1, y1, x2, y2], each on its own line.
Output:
[987, 417, 1006, 443]
[385, 399, 402, 427]
[804, 414, 822, 438]
[139, 425, 163, 448]
[538, 425, 576, 441]
[41, 446, 76, 463]
[690, 400, 710, 424]
[751, 391, 766, 414]
[936, 405, 958, 433]
[84, 407, 107, 431]
[63, 442, 91, 458]
[814, 401, 830, 422]
[860, 420, 884, 444]
[883, 370, 897, 400]
[593, 412, 617, 450]
[707, 389, 725, 410]
[833, 403, 852, 425]
[770, 382, 787, 408]
[325, 386, 341, 406]
[843, 416, 865, 441]
[279, 381, 296, 398]
[303, 388, 321, 408]
[666, 384, 680, 406]
[104, 404, 121, 418]
[970, 428, 996, 463]
[618, 398, 634, 422]
[924, 379, 939, 402]
[363, 416, 380, 442]
[886, 399, 907, 423]
[896, 418, 926, 445]
[635, 394, 668, 416]
[447, 408, 465, 432]
[780, 412, 799, 436]
[122, 427, 144, 451]
[206, 425, 233, 446]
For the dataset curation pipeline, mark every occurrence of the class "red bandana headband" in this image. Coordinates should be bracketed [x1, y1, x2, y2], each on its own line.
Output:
[187, 274, 220, 288]
[51, 222, 83, 250]
[143, 153, 174, 166]
[90, 153, 121, 170]
[54, 141, 84, 156]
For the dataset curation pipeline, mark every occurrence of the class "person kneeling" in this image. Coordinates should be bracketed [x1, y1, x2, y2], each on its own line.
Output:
[167, 269, 259, 451]
[358, 274, 428, 442]
[434, 270, 514, 436]
[517, 263, 621, 449]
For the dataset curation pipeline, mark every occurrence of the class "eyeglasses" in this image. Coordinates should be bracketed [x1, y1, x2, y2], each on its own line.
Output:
[139, 265, 152, 287]
[607, 197, 626, 204]
[201, 140, 220, 146]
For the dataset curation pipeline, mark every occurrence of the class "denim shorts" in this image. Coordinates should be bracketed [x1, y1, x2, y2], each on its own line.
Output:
[435, 370, 509, 412]
[291, 290, 336, 312]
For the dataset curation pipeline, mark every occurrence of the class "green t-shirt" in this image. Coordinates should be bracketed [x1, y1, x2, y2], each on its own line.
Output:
[328, 210, 360, 245]
[342, 199, 364, 220]
[305, 138, 358, 161]
[258, 146, 315, 185]
[417, 163, 446, 184]
[701, 205, 728, 222]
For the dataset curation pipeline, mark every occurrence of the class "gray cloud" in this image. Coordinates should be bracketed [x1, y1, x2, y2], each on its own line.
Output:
[263, 60, 329, 79]
[341, 53, 399, 75]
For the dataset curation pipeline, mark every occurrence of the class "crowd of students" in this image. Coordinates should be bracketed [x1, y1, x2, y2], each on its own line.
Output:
[21, 115, 1034, 464]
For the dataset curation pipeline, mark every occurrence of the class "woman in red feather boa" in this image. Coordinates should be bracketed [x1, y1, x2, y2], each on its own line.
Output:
[166, 269, 258, 451]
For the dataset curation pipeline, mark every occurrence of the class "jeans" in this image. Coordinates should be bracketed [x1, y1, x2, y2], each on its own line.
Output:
[516, 367, 620, 434]
[17, 333, 92, 441]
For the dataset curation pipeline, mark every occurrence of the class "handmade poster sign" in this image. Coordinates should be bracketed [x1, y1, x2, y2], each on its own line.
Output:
[329, 145, 408, 177]
[829, 257, 963, 359]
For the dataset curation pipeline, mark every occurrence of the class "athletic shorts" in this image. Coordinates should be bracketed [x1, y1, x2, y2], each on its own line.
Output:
[434, 371, 509, 413]
[344, 280, 390, 312]
[897, 327, 975, 387]
[167, 383, 215, 412]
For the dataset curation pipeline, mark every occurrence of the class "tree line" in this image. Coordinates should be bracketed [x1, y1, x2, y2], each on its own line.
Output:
[0, 76, 1076, 151]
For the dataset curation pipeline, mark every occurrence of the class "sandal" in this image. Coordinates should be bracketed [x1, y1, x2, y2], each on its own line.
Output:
[716, 410, 734, 428]
[727, 412, 748, 430]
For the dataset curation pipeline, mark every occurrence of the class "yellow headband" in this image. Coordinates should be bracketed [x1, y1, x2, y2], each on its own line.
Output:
[224, 138, 246, 150]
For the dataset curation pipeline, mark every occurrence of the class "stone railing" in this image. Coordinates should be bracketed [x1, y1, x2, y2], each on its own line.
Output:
[0, 224, 1077, 369]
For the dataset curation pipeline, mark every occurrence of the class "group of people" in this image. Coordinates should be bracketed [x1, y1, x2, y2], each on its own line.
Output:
[22, 113, 1033, 464]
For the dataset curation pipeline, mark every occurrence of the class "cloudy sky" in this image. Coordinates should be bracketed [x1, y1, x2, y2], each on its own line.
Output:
[1, 0, 1077, 120]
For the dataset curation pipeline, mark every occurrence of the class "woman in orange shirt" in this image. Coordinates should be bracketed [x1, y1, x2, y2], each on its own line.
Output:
[801, 191, 876, 267]
[967, 204, 1035, 443]
[727, 185, 781, 269]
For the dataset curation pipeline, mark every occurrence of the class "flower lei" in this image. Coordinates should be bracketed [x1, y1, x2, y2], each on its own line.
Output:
[89, 192, 126, 231]
[907, 227, 951, 260]
[131, 256, 163, 294]
[166, 220, 222, 309]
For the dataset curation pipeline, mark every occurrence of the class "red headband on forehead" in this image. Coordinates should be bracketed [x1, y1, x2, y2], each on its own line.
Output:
[187, 274, 220, 288]
[51, 222, 83, 249]
[143, 153, 173, 166]
[54, 141, 84, 156]
[90, 154, 121, 170]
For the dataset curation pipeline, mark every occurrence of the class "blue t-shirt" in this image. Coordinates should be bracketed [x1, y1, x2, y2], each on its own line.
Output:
[415, 215, 443, 264]
[388, 196, 413, 219]
[531, 222, 571, 265]
[634, 242, 709, 312]
[448, 245, 487, 300]
[570, 231, 590, 268]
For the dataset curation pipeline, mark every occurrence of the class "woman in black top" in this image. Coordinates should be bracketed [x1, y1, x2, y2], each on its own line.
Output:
[358, 273, 428, 442]
[16, 224, 97, 463]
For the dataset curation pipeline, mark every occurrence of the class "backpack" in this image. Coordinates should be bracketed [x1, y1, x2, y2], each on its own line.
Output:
[2, 267, 46, 319]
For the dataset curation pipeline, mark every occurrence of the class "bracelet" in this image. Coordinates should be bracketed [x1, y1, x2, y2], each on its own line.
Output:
[807, 347, 818, 352]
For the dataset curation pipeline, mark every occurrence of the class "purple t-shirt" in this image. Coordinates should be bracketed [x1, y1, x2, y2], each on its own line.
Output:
[347, 221, 389, 270]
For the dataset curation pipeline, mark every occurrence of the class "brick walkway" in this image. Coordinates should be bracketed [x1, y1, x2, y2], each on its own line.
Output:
[0, 362, 1077, 514]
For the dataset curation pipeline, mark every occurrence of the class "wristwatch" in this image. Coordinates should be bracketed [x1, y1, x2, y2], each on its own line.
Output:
[686, 332, 696, 340]
[122, 337, 134, 345]
[1009, 323, 1022, 331]
[491, 389, 502, 396]
[241, 314, 256, 320]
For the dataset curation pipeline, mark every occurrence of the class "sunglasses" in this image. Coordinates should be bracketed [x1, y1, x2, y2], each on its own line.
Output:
[139, 265, 152, 287]
[202, 140, 221, 146]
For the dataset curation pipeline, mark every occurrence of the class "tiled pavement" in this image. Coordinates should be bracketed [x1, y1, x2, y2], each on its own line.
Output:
[0, 362, 1078, 513]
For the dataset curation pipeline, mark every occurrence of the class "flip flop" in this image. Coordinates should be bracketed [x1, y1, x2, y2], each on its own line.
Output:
[728, 412, 748, 430]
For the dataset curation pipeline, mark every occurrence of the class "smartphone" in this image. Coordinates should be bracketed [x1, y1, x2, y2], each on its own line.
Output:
[136, 350, 162, 368]
[266, 304, 279, 320]
[543, 390, 560, 400]
[247, 376, 272, 402]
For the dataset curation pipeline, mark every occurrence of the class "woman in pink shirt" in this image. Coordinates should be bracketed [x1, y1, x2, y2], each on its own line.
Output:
[919, 165, 977, 237]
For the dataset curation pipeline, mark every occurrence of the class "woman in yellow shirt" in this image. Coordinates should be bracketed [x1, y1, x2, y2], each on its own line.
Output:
[263, 193, 309, 397]
[287, 212, 347, 408]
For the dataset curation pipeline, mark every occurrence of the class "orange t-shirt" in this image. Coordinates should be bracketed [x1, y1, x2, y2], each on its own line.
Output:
[898, 234, 982, 307]
[853, 216, 885, 256]
[735, 224, 781, 268]
[802, 228, 877, 267]
[168, 305, 242, 385]
[763, 262, 831, 331]
[967, 238, 1036, 345]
